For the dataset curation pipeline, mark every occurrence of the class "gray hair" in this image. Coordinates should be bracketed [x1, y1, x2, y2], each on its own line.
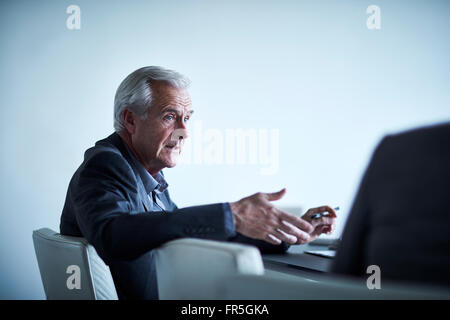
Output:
[113, 66, 191, 132]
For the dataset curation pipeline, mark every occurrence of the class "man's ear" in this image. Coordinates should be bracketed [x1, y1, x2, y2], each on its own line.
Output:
[122, 108, 137, 135]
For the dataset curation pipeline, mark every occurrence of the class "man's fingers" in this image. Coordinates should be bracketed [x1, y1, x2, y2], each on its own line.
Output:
[274, 228, 298, 244]
[326, 223, 335, 234]
[233, 191, 340, 245]
[266, 234, 282, 245]
[311, 216, 336, 227]
[277, 210, 314, 233]
[279, 221, 311, 243]
[264, 188, 286, 202]
[306, 206, 338, 218]
[316, 224, 331, 236]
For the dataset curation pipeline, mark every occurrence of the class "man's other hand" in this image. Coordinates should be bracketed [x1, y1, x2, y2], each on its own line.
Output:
[301, 205, 338, 242]
[230, 188, 314, 245]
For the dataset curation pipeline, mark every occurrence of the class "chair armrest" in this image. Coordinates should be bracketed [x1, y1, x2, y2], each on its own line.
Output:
[155, 238, 264, 299]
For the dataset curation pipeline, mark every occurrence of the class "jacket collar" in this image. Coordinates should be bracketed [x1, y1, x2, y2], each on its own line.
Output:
[104, 132, 169, 195]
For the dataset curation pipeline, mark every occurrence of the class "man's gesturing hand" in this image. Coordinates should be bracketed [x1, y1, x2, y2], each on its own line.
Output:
[229, 188, 314, 245]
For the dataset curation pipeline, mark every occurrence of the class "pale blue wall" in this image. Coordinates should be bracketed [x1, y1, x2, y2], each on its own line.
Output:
[0, 0, 449, 299]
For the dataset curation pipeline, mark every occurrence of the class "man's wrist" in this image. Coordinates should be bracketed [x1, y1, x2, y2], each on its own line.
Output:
[229, 201, 240, 232]
[222, 202, 237, 237]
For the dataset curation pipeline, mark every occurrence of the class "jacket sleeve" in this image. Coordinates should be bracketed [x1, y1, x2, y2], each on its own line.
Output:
[70, 151, 236, 264]
[222, 203, 290, 253]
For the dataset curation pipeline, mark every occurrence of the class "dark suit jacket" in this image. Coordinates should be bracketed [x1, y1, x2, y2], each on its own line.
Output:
[332, 122, 450, 289]
[60, 132, 288, 300]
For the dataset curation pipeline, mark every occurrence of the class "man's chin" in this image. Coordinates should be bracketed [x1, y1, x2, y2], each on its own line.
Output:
[158, 149, 181, 168]
[165, 162, 178, 168]
[162, 157, 179, 168]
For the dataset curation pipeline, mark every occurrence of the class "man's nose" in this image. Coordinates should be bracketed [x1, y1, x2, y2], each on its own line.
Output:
[170, 128, 189, 141]
[176, 119, 189, 139]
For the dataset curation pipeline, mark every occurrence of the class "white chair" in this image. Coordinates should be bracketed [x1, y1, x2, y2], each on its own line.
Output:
[32, 228, 263, 300]
[154, 238, 264, 299]
[32, 228, 118, 300]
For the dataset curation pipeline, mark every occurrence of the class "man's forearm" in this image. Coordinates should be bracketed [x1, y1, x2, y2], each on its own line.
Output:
[81, 203, 236, 263]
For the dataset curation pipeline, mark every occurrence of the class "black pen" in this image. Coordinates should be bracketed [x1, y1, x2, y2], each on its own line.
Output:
[311, 206, 340, 219]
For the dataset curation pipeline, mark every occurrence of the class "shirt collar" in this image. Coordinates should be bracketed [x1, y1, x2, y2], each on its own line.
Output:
[135, 164, 168, 194]
[146, 171, 169, 193]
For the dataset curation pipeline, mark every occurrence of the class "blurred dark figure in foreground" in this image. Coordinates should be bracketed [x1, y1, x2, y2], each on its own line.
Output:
[332, 122, 450, 289]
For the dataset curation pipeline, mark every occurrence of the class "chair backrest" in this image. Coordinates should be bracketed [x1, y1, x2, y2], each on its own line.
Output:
[32, 228, 118, 300]
[154, 238, 264, 299]
[222, 273, 450, 300]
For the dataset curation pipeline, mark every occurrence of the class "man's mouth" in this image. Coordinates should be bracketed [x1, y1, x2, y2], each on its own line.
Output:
[164, 143, 180, 150]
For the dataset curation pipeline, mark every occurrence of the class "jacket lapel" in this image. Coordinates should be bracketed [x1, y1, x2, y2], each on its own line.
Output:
[136, 175, 153, 212]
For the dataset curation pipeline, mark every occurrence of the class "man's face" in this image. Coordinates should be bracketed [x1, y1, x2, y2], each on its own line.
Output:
[130, 82, 193, 173]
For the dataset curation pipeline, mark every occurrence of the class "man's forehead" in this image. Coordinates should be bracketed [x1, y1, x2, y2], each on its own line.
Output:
[151, 83, 192, 112]
[160, 105, 194, 114]
[158, 93, 193, 113]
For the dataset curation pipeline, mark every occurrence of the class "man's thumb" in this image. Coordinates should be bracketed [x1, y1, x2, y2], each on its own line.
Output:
[265, 188, 286, 201]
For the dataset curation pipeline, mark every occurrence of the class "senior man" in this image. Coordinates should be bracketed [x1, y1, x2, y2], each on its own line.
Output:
[60, 66, 337, 300]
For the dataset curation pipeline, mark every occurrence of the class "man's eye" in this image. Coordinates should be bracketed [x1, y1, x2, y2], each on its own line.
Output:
[164, 115, 175, 121]
[184, 117, 190, 123]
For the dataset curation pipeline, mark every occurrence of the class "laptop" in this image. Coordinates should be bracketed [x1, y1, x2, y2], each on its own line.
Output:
[304, 250, 336, 258]
[262, 238, 340, 272]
